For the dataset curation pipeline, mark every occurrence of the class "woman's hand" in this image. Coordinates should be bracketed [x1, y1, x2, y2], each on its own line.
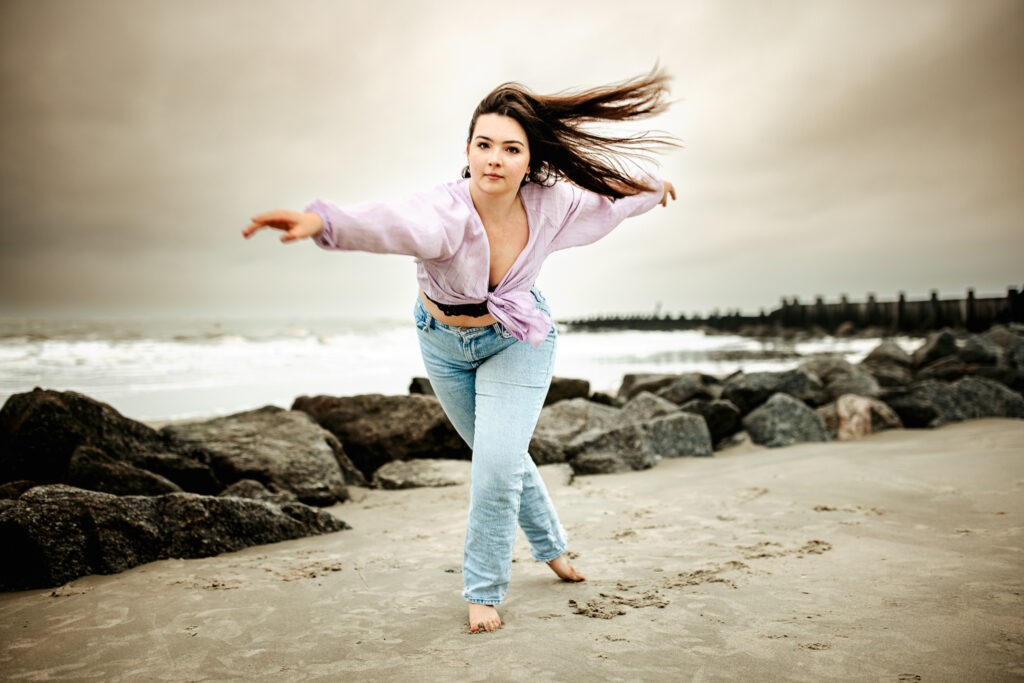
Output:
[659, 180, 677, 207]
[243, 210, 324, 243]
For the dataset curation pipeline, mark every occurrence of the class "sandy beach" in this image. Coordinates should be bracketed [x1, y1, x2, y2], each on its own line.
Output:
[1, 418, 1021, 681]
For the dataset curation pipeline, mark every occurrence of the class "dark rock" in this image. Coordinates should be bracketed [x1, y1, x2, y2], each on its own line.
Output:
[67, 446, 183, 496]
[0, 388, 221, 494]
[219, 479, 299, 505]
[969, 366, 1024, 394]
[1007, 340, 1024, 370]
[408, 377, 435, 396]
[528, 435, 567, 465]
[825, 369, 882, 401]
[721, 369, 827, 415]
[292, 394, 470, 480]
[0, 480, 36, 500]
[0, 484, 349, 592]
[162, 406, 357, 506]
[680, 399, 742, 444]
[565, 424, 655, 475]
[741, 393, 828, 448]
[882, 377, 1024, 428]
[912, 329, 959, 368]
[863, 340, 914, 368]
[544, 377, 591, 406]
[959, 335, 1002, 366]
[859, 358, 914, 387]
[916, 356, 970, 382]
[371, 459, 471, 489]
[949, 376, 1024, 422]
[798, 357, 857, 385]
[642, 412, 713, 458]
[589, 392, 620, 407]
[617, 374, 680, 402]
[530, 399, 627, 465]
[816, 395, 903, 441]
[654, 374, 714, 405]
[982, 324, 1022, 349]
[621, 392, 679, 422]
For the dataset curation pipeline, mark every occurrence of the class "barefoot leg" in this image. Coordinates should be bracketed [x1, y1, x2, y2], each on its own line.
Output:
[546, 555, 585, 582]
[467, 603, 502, 632]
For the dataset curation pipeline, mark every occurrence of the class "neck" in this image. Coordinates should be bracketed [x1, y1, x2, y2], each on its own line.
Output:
[468, 182, 520, 223]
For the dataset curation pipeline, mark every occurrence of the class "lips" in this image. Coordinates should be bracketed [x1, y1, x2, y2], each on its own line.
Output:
[484, 173, 502, 179]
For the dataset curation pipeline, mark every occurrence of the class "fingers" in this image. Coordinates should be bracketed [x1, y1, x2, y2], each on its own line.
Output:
[243, 210, 297, 239]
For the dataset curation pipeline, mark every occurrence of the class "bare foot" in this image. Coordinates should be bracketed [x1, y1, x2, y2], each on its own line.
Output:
[547, 555, 585, 582]
[467, 603, 502, 633]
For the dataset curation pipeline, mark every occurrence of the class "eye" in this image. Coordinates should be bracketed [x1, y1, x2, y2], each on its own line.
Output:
[477, 142, 489, 149]
[506, 147, 520, 154]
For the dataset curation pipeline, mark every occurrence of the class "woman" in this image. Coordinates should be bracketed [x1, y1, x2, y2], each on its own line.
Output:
[243, 69, 678, 633]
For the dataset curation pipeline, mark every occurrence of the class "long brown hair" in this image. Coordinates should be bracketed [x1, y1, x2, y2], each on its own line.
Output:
[462, 66, 679, 199]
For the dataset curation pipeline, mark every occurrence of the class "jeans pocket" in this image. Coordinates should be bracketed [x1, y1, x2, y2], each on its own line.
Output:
[413, 299, 430, 331]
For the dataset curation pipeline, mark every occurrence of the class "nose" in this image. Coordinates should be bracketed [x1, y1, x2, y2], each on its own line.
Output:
[487, 147, 501, 166]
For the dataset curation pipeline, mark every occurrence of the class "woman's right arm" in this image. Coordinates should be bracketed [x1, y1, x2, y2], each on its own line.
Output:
[243, 189, 463, 261]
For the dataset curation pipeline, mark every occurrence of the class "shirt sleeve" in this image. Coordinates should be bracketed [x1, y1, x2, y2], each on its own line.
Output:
[546, 171, 665, 253]
[304, 186, 464, 261]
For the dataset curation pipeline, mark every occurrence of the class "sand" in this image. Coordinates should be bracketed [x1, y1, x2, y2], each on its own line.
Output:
[1, 418, 1022, 681]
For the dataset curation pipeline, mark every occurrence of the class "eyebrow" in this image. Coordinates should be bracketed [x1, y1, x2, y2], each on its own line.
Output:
[473, 135, 525, 146]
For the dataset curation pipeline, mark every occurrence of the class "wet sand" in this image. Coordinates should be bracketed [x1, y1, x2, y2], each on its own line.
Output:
[1, 419, 1022, 681]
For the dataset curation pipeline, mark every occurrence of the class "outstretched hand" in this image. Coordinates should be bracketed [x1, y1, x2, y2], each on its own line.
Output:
[243, 210, 324, 243]
[659, 180, 677, 207]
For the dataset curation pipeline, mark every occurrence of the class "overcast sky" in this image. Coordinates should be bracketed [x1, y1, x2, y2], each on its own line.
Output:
[1, 0, 1021, 321]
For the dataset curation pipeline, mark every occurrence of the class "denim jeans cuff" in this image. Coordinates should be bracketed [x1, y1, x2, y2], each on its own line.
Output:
[532, 543, 567, 564]
[464, 597, 503, 606]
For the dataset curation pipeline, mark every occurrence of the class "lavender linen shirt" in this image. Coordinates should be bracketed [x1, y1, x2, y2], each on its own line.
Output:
[305, 172, 664, 348]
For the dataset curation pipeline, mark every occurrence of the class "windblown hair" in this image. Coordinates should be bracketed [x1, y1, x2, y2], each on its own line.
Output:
[462, 66, 679, 199]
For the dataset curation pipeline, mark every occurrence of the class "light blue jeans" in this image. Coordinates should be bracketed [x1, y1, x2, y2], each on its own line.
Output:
[414, 287, 568, 605]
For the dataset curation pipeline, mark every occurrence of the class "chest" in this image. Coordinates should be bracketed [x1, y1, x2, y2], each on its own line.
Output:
[482, 205, 530, 288]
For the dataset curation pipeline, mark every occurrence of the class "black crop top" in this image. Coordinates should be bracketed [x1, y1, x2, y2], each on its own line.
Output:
[425, 284, 496, 317]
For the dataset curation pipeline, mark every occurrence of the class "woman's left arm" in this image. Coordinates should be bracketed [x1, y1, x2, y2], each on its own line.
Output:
[547, 174, 677, 252]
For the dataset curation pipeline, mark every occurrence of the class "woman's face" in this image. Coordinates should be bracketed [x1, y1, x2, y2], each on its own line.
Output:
[466, 113, 531, 196]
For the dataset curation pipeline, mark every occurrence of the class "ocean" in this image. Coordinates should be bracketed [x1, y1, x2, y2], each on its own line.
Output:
[0, 316, 920, 423]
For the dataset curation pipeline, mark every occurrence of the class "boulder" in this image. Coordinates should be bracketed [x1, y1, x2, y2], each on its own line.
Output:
[982, 324, 1022, 350]
[824, 369, 882, 401]
[564, 424, 656, 475]
[1006, 340, 1024, 370]
[0, 480, 36, 500]
[617, 374, 680, 402]
[958, 334, 1003, 366]
[721, 369, 827, 415]
[798, 357, 857, 385]
[0, 484, 349, 592]
[621, 392, 680, 422]
[292, 394, 470, 480]
[544, 377, 592, 406]
[882, 377, 1024, 428]
[162, 406, 358, 506]
[859, 340, 915, 387]
[679, 399, 742, 444]
[654, 374, 715, 405]
[67, 446, 183, 496]
[219, 479, 299, 506]
[0, 388, 221, 494]
[530, 399, 627, 465]
[916, 356, 970, 382]
[741, 393, 828, 448]
[408, 377, 435, 396]
[372, 459, 471, 489]
[816, 395, 903, 441]
[863, 340, 914, 368]
[642, 412, 713, 458]
[911, 329, 959, 368]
